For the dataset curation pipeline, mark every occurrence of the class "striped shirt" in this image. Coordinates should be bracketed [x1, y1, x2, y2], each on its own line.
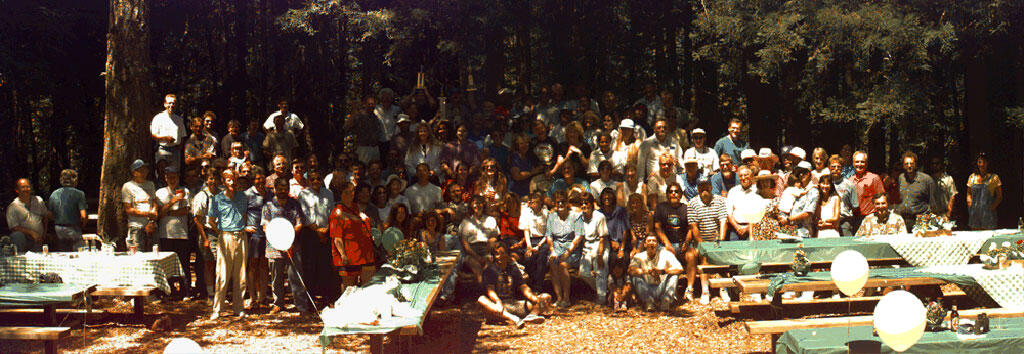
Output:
[687, 195, 727, 242]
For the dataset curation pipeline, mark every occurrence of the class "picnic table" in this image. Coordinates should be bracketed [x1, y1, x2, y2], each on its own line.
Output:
[319, 250, 460, 353]
[0, 251, 183, 294]
[776, 315, 1024, 353]
[698, 231, 1024, 273]
[0, 283, 96, 354]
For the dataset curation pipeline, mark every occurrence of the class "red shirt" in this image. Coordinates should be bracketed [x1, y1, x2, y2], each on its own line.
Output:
[329, 204, 375, 268]
[850, 172, 885, 217]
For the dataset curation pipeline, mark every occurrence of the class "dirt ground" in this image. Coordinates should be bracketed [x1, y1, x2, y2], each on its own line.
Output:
[0, 283, 775, 353]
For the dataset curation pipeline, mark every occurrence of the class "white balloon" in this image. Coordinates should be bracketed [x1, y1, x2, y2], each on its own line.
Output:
[164, 338, 203, 353]
[266, 217, 296, 251]
[830, 250, 868, 296]
[873, 290, 926, 352]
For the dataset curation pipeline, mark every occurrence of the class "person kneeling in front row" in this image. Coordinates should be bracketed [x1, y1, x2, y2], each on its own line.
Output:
[477, 242, 552, 328]
[629, 234, 684, 312]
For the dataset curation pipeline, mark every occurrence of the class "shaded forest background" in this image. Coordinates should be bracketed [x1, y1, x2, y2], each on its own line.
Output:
[1, 0, 1023, 229]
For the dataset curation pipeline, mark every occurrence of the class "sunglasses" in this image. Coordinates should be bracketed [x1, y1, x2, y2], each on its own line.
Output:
[667, 189, 682, 194]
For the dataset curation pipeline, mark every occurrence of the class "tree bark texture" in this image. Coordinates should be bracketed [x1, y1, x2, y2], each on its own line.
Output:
[98, 0, 153, 243]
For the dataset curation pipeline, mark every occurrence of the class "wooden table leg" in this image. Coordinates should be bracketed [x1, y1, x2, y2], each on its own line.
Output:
[44, 340, 57, 354]
[133, 296, 144, 319]
[369, 334, 384, 354]
[44, 304, 57, 326]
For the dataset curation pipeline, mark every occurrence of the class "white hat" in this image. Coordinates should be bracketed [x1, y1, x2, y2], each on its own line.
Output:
[796, 161, 813, 170]
[396, 114, 412, 124]
[758, 148, 773, 159]
[789, 147, 807, 160]
[740, 149, 757, 160]
[690, 128, 706, 136]
[619, 119, 636, 129]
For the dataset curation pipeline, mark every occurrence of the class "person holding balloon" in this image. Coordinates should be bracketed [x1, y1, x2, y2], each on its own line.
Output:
[261, 177, 307, 315]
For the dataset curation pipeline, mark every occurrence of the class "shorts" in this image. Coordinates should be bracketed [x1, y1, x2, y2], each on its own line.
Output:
[469, 242, 490, 258]
[155, 145, 182, 170]
[552, 240, 582, 268]
[503, 300, 529, 317]
[198, 228, 218, 261]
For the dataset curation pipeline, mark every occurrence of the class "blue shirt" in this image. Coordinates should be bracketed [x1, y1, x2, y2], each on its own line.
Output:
[545, 211, 585, 243]
[603, 206, 630, 243]
[48, 187, 87, 226]
[681, 173, 706, 200]
[244, 187, 267, 237]
[549, 177, 590, 197]
[713, 135, 749, 165]
[710, 171, 738, 196]
[208, 190, 249, 232]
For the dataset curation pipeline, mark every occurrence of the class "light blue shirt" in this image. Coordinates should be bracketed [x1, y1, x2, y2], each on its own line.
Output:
[208, 190, 248, 232]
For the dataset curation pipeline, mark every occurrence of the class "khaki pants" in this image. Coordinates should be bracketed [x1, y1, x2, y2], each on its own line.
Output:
[213, 231, 248, 314]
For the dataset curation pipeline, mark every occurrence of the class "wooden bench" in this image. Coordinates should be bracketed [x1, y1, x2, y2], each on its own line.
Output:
[728, 290, 968, 314]
[91, 286, 157, 319]
[745, 307, 1024, 350]
[735, 276, 946, 296]
[0, 326, 72, 354]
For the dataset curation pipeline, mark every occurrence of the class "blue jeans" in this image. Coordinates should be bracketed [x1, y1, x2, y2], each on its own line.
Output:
[268, 259, 290, 307]
[631, 274, 678, 310]
[55, 225, 84, 252]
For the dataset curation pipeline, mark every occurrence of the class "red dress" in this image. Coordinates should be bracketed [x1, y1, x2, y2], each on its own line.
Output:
[330, 204, 375, 276]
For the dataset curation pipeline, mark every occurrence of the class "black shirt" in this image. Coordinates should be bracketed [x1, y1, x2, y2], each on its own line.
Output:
[482, 261, 525, 301]
[654, 202, 689, 244]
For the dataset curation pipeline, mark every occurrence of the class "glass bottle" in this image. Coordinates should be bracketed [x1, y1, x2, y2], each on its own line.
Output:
[949, 304, 960, 331]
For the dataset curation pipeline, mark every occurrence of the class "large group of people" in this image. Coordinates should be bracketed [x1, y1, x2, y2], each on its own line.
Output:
[5, 83, 1006, 326]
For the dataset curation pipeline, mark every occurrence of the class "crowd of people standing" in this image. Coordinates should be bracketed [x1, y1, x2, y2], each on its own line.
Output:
[4, 82, 1006, 325]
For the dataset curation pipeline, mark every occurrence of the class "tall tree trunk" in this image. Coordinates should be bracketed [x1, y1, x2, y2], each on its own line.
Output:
[98, 0, 153, 243]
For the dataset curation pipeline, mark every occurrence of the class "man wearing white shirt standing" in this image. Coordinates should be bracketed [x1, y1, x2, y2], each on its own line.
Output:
[403, 163, 443, 216]
[155, 166, 192, 299]
[263, 100, 304, 134]
[374, 88, 403, 143]
[150, 94, 187, 173]
[637, 118, 683, 181]
[725, 165, 760, 240]
[683, 128, 719, 178]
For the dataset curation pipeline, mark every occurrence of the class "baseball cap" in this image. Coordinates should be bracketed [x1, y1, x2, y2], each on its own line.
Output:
[758, 148, 773, 159]
[396, 114, 412, 124]
[690, 128, 706, 136]
[619, 119, 636, 129]
[789, 147, 807, 160]
[740, 149, 757, 160]
[164, 166, 179, 174]
[796, 161, 813, 170]
[130, 159, 148, 171]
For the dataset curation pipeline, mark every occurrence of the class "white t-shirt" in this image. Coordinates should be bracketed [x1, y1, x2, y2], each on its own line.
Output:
[588, 148, 627, 175]
[374, 104, 403, 142]
[155, 187, 191, 239]
[403, 182, 442, 214]
[630, 247, 682, 284]
[517, 206, 548, 240]
[121, 180, 156, 228]
[683, 146, 720, 177]
[6, 196, 47, 235]
[590, 179, 618, 200]
[581, 211, 608, 256]
[149, 111, 187, 147]
[263, 111, 304, 133]
[459, 216, 498, 244]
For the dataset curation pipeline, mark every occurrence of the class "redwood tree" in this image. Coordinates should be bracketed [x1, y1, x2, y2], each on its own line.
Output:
[98, 0, 153, 243]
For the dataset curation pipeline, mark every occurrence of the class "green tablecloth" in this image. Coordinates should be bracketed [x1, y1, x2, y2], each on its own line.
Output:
[319, 259, 451, 347]
[698, 232, 1024, 274]
[0, 283, 93, 307]
[777, 316, 1024, 353]
[764, 267, 978, 298]
[698, 237, 899, 273]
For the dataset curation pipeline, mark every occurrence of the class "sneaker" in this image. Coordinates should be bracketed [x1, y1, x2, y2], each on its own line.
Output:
[237, 311, 248, 318]
[209, 312, 220, 320]
[556, 301, 570, 309]
[645, 303, 655, 312]
[720, 289, 731, 302]
[684, 288, 694, 302]
[700, 293, 710, 305]
[514, 317, 526, 329]
[268, 305, 283, 315]
[522, 314, 545, 324]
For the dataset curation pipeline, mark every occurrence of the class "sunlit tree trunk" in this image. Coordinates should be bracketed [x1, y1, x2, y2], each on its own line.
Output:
[98, 0, 153, 244]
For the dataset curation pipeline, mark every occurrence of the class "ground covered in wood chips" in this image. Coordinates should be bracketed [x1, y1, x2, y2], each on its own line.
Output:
[0, 287, 778, 353]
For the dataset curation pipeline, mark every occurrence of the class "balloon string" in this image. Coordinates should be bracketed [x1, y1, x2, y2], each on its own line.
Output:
[847, 295, 852, 353]
[287, 253, 322, 320]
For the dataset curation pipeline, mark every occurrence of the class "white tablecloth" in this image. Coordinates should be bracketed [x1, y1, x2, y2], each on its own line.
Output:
[0, 252, 183, 294]
[863, 231, 994, 267]
[920, 264, 1024, 309]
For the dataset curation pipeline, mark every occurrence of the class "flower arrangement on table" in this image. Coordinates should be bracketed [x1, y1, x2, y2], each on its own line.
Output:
[381, 239, 436, 282]
[790, 245, 811, 276]
[913, 213, 956, 237]
[980, 240, 1024, 269]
